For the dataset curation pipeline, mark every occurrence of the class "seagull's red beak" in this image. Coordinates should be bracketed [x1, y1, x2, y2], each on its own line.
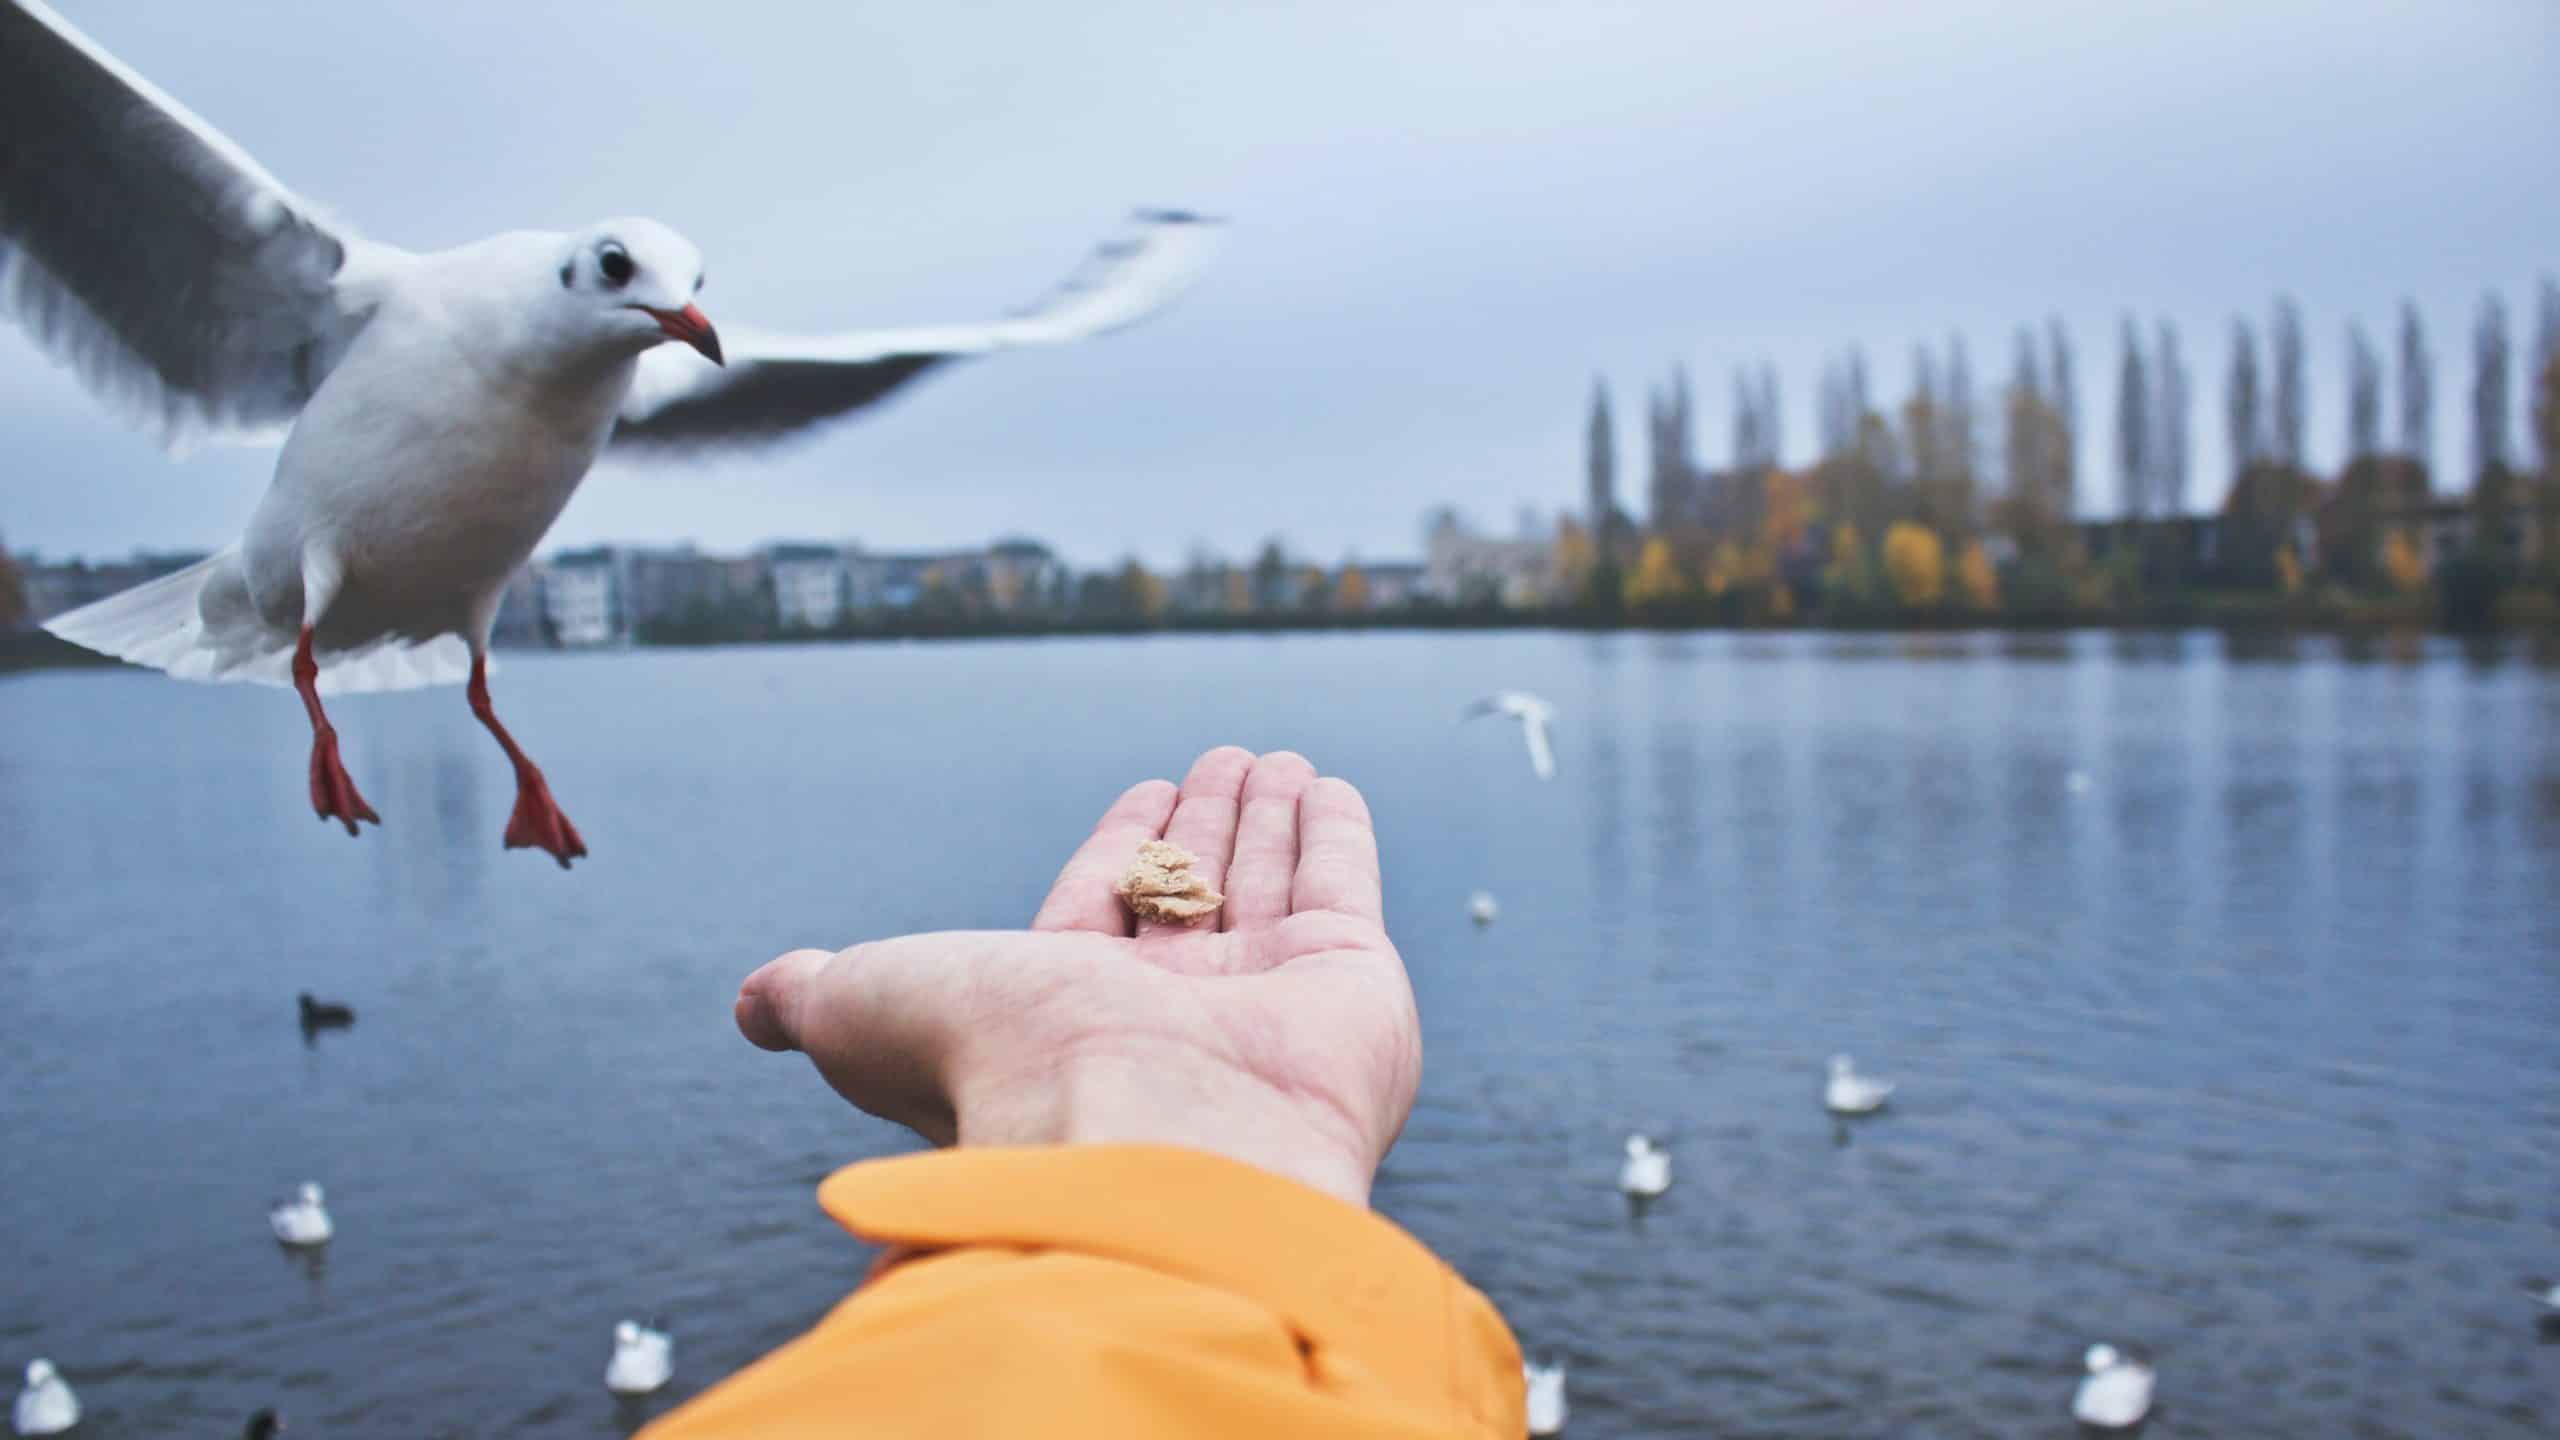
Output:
[642, 304, 723, 366]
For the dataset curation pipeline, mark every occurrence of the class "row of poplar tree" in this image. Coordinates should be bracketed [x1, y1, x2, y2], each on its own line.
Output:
[1578, 279, 2560, 619]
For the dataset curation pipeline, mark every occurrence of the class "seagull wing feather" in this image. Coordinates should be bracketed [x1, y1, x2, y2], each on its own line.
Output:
[1522, 712, 1556, 780]
[612, 211, 1220, 452]
[0, 0, 390, 447]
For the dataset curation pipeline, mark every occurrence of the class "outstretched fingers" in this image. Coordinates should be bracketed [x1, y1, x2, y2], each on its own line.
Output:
[1221, 751, 1317, 932]
[1135, 746, 1254, 938]
[1031, 777, 1179, 935]
[1291, 777, 1385, 927]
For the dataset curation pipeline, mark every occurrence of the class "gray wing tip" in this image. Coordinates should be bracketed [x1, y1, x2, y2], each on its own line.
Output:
[1131, 206, 1224, 227]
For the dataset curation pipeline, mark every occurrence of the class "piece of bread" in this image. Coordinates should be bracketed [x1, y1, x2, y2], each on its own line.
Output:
[1116, 839, 1224, 923]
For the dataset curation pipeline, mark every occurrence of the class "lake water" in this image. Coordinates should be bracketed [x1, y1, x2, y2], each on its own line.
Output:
[3, 630, 2557, 1438]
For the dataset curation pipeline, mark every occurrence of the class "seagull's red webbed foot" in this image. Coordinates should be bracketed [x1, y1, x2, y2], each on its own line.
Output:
[293, 626, 378, 837]
[306, 723, 379, 836]
[468, 653, 585, 869]
[502, 762, 587, 868]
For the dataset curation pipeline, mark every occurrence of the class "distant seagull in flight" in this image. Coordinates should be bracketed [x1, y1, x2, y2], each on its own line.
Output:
[0, 0, 1219, 867]
[1463, 691, 1557, 780]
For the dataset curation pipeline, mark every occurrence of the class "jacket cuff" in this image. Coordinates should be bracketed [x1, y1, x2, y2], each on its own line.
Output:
[820, 1144, 1522, 1434]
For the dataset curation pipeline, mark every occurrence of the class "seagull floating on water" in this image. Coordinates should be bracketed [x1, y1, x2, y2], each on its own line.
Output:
[268, 1182, 331, 1247]
[243, 1408, 284, 1440]
[1618, 1134, 1670, 1198]
[1467, 891, 1498, 925]
[12, 1359, 78, 1437]
[296, 992, 353, 1030]
[2523, 1277, 2560, 1311]
[1523, 1360, 1567, 1436]
[605, 1321, 673, 1396]
[2, 0, 1217, 868]
[1824, 1054, 1894, 1115]
[1462, 692, 1557, 781]
[2071, 1343, 2154, 1430]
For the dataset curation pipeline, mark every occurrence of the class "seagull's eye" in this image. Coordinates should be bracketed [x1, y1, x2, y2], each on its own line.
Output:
[598, 244, 635, 287]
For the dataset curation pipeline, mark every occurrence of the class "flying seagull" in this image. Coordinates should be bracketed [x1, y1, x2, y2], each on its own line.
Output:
[1, 0, 1218, 867]
[1462, 691, 1557, 780]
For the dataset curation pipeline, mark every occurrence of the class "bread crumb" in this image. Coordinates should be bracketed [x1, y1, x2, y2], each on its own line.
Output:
[1117, 839, 1224, 923]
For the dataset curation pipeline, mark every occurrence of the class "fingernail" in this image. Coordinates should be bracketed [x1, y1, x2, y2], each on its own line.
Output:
[736, 979, 791, 1052]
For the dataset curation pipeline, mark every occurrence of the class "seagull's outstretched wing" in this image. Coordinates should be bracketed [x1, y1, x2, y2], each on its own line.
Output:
[1520, 709, 1557, 781]
[612, 211, 1219, 452]
[0, 0, 394, 446]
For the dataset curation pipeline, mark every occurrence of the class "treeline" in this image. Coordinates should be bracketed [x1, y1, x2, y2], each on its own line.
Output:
[1573, 278, 2560, 629]
[634, 540, 1418, 646]
[0, 538, 24, 631]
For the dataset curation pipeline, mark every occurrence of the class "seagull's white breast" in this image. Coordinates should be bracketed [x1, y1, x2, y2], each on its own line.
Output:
[241, 250, 639, 644]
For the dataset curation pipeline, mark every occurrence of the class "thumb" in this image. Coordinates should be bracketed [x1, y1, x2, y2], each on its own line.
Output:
[735, 948, 826, 1051]
[735, 938, 975, 1143]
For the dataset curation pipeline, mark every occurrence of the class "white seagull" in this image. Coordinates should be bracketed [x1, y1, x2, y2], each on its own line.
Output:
[2523, 1277, 2560, 1311]
[605, 1321, 673, 1396]
[12, 1359, 78, 1437]
[267, 1182, 332, 1247]
[2, 0, 1217, 867]
[1618, 1134, 1670, 1199]
[1523, 1360, 1567, 1436]
[1467, 890, 1499, 925]
[1462, 691, 1557, 781]
[2070, 1343, 2155, 1430]
[1824, 1054, 1895, 1115]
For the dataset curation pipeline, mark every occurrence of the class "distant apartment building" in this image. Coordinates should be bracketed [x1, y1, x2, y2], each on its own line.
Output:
[813, 540, 1062, 616]
[1424, 512, 1552, 608]
[983, 539, 1067, 613]
[626, 545, 766, 632]
[487, 567, 546, 647]
[1355, 561, 1428, 610]
[845, 551, 923, 611]
[767, 543, 850, 630]
[541, 548, 623, 647]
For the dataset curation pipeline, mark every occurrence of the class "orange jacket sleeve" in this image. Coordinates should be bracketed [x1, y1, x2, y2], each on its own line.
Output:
[639, 1144, 1525, 1439]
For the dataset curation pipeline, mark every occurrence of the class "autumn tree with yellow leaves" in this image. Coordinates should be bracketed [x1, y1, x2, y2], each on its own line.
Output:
[2380, 529, 2427, 595]
[1623, 536, 1690, 614]
[1956, 540, 1999, 610]
[1550, 515, 1597, 602]
[1119, 559, 1168, 621]
[1822, 521, 1880, 613]
[1334, 564, 1371, 613]
[1882, 522, 1946, 609]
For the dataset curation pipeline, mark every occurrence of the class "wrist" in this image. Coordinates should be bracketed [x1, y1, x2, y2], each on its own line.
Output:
[951, 1040, 1378, 1208]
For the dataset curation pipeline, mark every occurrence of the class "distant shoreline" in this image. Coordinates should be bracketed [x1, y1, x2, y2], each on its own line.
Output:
[9, 600, 2552, 677]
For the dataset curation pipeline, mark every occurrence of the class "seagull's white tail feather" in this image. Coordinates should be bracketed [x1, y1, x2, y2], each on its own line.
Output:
[41, 549, 473, 695]
[40, 550, 244, 675]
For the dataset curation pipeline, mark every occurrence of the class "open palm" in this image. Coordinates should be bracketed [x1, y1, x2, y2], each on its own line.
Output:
[737, 748, 1420, 1206]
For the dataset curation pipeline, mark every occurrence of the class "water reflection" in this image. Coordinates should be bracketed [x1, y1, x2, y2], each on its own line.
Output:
[274, 1241, 329, 1306]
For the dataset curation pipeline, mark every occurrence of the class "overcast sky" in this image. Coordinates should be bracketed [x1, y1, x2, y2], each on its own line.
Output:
[4, 0, 2554, 567]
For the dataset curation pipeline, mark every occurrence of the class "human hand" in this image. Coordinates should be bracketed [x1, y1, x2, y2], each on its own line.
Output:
[735, 748, 1420, 1207]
